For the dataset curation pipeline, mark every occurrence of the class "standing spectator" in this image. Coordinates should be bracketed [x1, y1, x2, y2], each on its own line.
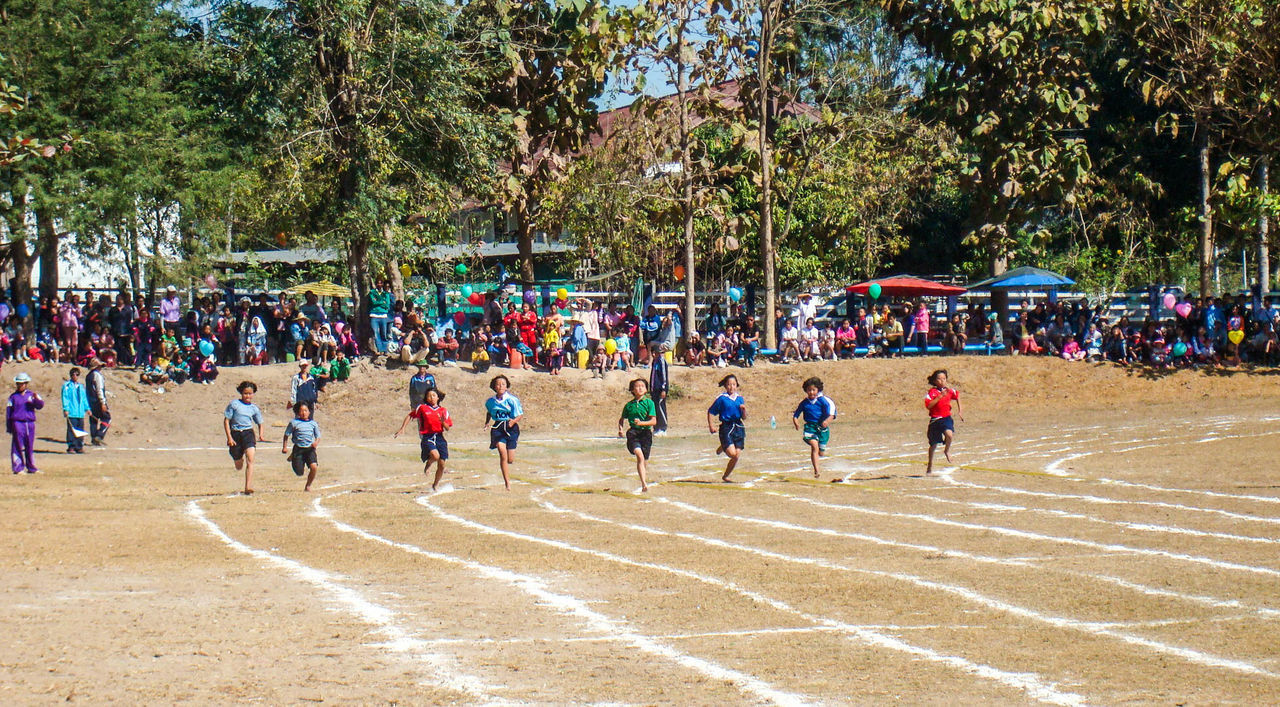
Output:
[408, 361, 436, 409]
[58, 293, 82, 362]
[912, 301, 931, 353]
[368, 281, 393, 354]
[299, 291, 326, 323]
[739, 316, 760, 367]
[61, 367, 90, 454]
[794, 293, 816, 329]
[289, 361, 319, 412]
[7, 372, 44, 474]
[159, 285, 183, 332]
[86, 358, 111, 446]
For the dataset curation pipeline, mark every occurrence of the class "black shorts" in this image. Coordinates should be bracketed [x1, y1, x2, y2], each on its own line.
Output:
[626, 427, 652, 460]
[420, 432, 449, 461]
[229, 428, 257, 461]
[291, 445, 318, 475]
[489, 421, 520, 450]
[927, 416, 954, 446]
[717, 421, 746, 451]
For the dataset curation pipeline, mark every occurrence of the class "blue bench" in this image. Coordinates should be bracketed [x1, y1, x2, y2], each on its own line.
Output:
[751, 343, 1004, 359]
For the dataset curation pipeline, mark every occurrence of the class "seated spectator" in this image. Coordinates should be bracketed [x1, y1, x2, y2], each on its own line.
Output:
[399, 325, 430, 364]
[1061, 334, 1085, 361]
[880, 314, 904, 358]
[798, 318, 820, 361]
[1016, 313, 1042, 356]
[779, 320, 801, 362]
[943, 315, 968, 355]
[684, 331, 706, 366]
[835, 319, 857, 358]
[435, 328, 460, 366]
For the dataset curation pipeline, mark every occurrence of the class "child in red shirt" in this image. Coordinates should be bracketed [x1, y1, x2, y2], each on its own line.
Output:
[924, 369, 963, 474]
[395, 388, 453, 491]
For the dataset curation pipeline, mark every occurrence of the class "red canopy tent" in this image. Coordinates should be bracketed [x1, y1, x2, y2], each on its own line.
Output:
[846, 276, 967, 297]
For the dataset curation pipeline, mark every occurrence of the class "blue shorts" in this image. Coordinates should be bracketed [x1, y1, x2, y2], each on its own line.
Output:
[927, 416, 954, 446]
[717, 420, 746, 451]
[490, 421, 520, 450]
[420, 432, 449, 461]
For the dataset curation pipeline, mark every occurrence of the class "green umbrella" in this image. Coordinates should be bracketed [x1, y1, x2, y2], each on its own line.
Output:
[631, 276, 645, 313]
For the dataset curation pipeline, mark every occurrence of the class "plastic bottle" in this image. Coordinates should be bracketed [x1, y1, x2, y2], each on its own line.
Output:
[769, 415, 777, 430]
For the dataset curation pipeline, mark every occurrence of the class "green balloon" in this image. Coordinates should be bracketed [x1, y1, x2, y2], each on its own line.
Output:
[460, 284, 473, 298]
[868, 283, 882, 300]
[454, 263, 468, 275]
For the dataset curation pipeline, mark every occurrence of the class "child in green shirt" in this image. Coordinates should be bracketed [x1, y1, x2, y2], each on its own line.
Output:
[617, 378, 657, 492]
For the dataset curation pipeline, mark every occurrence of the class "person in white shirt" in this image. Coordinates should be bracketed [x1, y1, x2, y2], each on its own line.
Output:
[780, 320, 801, 362]
[799, 318, 821, 360]
[794, 292, 817, 328]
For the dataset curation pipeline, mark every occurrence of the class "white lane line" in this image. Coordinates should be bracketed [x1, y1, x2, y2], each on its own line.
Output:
[313, 495, 815, 707]
[765, 492, 1280, 578]
[405, 625, 995, 648]
[909, 494, 1280, 545]
[500, 494, 1085, 705]
[1097, 478, 1280, 506]
[637, 498, 1278, 679]
[938, 477, 1280, 527]
[184, 500, 504, 703]
[1044, 430, 1280, 477]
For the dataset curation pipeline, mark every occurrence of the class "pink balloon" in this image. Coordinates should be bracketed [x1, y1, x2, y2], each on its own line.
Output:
[204, 274, 218, 289]
[1175, 302, 1192, 318]
[1161, 293, 1176, 310]
[453, 311, 466, 325]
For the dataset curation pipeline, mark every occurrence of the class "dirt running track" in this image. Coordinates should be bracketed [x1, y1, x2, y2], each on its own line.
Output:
[1, 357, 1278, 704]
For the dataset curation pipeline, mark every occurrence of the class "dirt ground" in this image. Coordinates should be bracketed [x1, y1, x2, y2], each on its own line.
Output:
[1, 356, 1278, 704]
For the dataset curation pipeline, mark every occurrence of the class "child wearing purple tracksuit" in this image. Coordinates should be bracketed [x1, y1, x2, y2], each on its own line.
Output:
[7, 372, 44, 474]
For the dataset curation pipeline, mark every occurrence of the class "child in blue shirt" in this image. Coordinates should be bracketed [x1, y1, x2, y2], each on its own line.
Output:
[792, 376, 837, 478]
[282, 402, 320, 491]
[706, 373, 746, 482]
[483, 374, 523, 490]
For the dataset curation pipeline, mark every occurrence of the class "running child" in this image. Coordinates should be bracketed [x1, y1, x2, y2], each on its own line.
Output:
[924, 369, 963, 474]
[282, 402, 320, 491]
[617, 378, 656, 492]
[224, 381, 265, 494]
[707, 373, 746, 482]
[792, 376, 837, 478]
[396, 387, 453, 491]
[483, 375, 522, 490]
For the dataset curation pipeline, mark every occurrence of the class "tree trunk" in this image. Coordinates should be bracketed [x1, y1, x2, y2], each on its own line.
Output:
[1198, 128, 1214, 296]
[677, 23, 697, 345]
[1259, 156, 1270, 293]
[758, 11, 778, 350]
[989, 240, 1010, 325]
[516, 203, 535, 285]
[386, 223, 405, 302]
[35, 208, 59, 299]
[348, 237, 372, 351]
[6, 235, 34, 334]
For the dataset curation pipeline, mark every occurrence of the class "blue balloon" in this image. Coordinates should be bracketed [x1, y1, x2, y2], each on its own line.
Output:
[198, 340, 215, 357]
[728, 287, 743, 302]
[745, 40, 760, 58]
[16, 303, 29, 318]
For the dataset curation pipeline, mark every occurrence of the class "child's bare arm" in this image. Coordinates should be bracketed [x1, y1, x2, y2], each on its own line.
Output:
[707, 413, 716, 434]
[394, 413, 413, 437]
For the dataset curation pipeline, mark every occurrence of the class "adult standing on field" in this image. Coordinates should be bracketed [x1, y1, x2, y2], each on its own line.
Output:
[159, 285, 183, 332]
[86, 358, 111, 446]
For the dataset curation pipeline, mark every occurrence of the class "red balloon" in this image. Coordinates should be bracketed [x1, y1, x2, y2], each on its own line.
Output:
[453, 312, 466, 325]
[468, 292, 484, 305]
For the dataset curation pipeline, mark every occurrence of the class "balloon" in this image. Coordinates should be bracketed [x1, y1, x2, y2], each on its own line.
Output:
[554, 298, 568, 310]
[400, 264, 412, 279]
[523, 290, 536, 304]
[454, 263, 468, 275]
[673, 265, 685, 281]
[468, 292, 484, 306]
[1172, 342, 1188, 357]
[204, 273, 217, 289]
[460, 284, 473, 298]
[604, 339, 617, 355]
[198, 340, 214, 357]
[556, 287, 568, 300]
[868, 283, 882, 300]
[728, 287, 742, 302]
[16, 303, 29, 318]
[1175, 302, 1192, 318]
[1228, 330, 1245, 345]
[1162, 293, 1176, 310]
[745, 39, 760, 58]
[453, 311, 466, 325]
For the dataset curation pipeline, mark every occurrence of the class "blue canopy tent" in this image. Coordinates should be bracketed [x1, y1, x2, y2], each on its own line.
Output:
[967, 266, 1076, 291]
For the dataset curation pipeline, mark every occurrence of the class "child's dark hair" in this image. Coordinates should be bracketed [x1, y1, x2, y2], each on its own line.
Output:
[293, 401, 311, 416]
[424, 387, 445, 403]
[237, 380, 258, 393]
[802, 376, 823, 392]
[488, 374, 510, 392]
[927, 369, 948, 385]
[718, 373, 738, 388]
[628, 378, 647, 394]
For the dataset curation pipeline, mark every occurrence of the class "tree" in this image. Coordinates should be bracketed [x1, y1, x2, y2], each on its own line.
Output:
[880, 0, 1109, 315]
[465, 0, 617, 285]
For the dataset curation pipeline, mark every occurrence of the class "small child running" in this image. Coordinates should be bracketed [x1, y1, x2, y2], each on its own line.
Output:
[483, 375, 522, 490]
[792, 376, 837, 478]
[282, 402, 320, 491]
[924, 369, 963, 474]
[396, 387, 453, 491]
[223, 381, 265, 495]
[617, 378, 657, 492]
[707, 373, 746, 482]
